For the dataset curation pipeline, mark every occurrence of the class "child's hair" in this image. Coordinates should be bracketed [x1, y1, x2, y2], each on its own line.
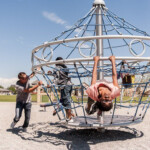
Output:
[56, 57, 63, 61]
[18, 72, 26, 79]
[55, 57, 67, 68]
[97, 100, 113, 111]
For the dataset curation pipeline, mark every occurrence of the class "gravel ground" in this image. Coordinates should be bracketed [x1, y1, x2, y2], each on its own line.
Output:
[0, 102, 150, 150]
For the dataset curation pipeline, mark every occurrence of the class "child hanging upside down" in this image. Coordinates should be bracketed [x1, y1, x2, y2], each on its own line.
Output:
[85, 56, 120, 116]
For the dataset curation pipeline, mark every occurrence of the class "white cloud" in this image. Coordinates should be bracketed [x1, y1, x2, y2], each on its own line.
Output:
[42, 11, 66, 25]
[0, 78, 18, 88]
[42, 11, 73, 31]
[42, 11, 92, 35]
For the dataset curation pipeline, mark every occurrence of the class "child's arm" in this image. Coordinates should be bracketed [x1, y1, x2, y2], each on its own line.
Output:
[29, 72, 35, 79]
[47, 70, 55, 76]
[91, 56, 100, 85]
[23, 81, 43, 93]
[109, 56, 119, 88]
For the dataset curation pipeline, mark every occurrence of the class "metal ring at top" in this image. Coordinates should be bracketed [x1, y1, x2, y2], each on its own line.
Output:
[78, 40, 97, 58]
[129, 39, 145, 57]
[42, 46, 53, 62]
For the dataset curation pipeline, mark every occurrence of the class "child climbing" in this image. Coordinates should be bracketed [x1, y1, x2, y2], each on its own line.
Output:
[47, 57, 74, 122]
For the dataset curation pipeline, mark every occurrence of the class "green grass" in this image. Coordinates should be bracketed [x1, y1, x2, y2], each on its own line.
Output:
[0, 95, 17, 102]
[0, 95, 37, 102]
[116, 96, 149, 103]
[0, 95, 149, 103]
[41, 95, 50, 102]
[72, 96, 149, 103]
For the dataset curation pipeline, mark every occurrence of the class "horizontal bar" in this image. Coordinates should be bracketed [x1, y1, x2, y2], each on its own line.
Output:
[32, 35, 150, 54]
[32, 56, 150, 69]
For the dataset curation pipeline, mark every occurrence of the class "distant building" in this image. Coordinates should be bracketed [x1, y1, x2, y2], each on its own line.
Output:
[0, 89, 13, 95]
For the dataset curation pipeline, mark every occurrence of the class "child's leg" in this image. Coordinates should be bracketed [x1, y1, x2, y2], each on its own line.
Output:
[97, 109, 102, 116]
[62, 85, 74, 119]
[23, 102, 32, 128]
[97, 109, 102, 122]
[53, 104, 61, 116]
[11, 101, 23, 128]
[53, 87, 66, 116]
[66, 109, 73, 120]
[85, 97, 95, 114]
[87, 97, 95, 109]
[89, 101, 98, 115]
[14, 101, 23, 122]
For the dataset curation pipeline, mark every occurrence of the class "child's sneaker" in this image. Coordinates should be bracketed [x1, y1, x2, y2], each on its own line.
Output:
[67, 117, 74, 123]
[10, 121, 17, 129]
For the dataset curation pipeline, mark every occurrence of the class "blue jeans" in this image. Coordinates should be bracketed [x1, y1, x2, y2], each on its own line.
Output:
[60, 85, 72, 109]
[14, 101, 32, 128]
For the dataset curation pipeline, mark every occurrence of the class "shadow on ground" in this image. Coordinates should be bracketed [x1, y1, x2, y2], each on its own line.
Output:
[7, 122, 144, 150]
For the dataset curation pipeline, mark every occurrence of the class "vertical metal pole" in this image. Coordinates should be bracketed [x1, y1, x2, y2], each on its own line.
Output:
[94, 0, 105, 131]
[96, 4, 104, 80]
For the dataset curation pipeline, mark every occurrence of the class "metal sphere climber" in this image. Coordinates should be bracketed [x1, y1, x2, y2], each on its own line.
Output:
[31, 0, 150, 127]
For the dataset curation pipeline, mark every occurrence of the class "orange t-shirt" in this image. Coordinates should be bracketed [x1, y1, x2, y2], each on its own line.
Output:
[86, 79, 120, 101]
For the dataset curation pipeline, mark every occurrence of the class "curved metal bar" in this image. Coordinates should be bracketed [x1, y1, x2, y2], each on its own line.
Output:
[42, 46, 53, 62]
[32, 56, 150, 70]
[31, 35, 150, 54]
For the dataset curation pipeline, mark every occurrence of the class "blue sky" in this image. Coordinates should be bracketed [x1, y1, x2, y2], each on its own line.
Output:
[0, 0, 150, 87]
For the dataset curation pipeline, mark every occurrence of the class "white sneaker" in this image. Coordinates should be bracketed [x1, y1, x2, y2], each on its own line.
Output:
[67, 118, 74, 123]
[10, 121, 17, 129]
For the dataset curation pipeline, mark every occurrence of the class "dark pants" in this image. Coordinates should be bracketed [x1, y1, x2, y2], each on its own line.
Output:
[87, 97, 99, 114]
[60, 85, 72, 109]
[88, 97, 95, 105]
[14, 101, 32, 128]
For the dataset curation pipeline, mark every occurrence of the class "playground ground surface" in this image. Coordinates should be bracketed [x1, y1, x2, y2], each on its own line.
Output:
[0, 102, 150, 150]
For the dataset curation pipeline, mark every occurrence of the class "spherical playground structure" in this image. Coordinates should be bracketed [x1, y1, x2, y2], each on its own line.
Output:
[31, 0, 150, 128]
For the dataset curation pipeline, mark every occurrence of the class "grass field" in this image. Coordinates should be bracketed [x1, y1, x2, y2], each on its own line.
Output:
[0, 95, 149, 103]
[0, 95, 37, 102]
[0, 95, 59, 103]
